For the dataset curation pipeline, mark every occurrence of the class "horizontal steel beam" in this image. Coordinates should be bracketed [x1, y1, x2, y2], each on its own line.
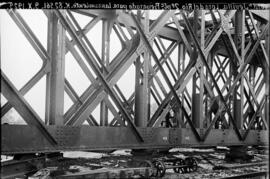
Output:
[74, 10, 181, 42]
[1, 125, 268, 154]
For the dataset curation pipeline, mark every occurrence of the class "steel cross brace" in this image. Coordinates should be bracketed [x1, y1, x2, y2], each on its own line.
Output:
[63, 34, 140, 125]
[1, 10, 51, 117]
[148, 58, 197, 127]
[196, 10, 267, 128]
[182, 11, 269, 140]
[2, 10, 96, 126]
[148, 20, 220, 129]
[154, 38, 178, 81]
[180, 11, 243, 141]
[153, 40, 177, 82]
[212, 11, 266, 123]
[7, 9, 50, 62]
[65, 14, 134, 121]
[61, 12, 141, 125]
[243, 97, 266, 139]
[64, 10, 176, 126]
[149, 40, 179, 95]
[130, 11, 202, 141]
[243, 75, 266, 128]
[66, 10, 135, 117]
[156, 36, 179, 77]
[241, 71, 269, 131]
[248, 11, 270, 67]
[173, 12, 231, 127]
[54, 10, 144, 142]
[1, 66, 48, 118]
[1, 71, 57, 145]
[58, 10, 135, 122]
[2, 10, 82, 123]
[61, 10, 135, 106]
[223, 22, 269, 104]
[210, 10, 239, 70]
[244, 14, 264, 66]
[63, 35, 140, 125]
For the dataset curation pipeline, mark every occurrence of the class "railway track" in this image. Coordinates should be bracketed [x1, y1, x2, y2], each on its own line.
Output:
[1, 156, 46, 179]
[220, 171, 268, 179]
[1, 148, 268, 178]
[1, 153, 63, 179]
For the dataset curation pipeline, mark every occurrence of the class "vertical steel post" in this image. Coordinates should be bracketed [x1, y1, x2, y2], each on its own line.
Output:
[240, 10, 245, 130]
[200, 10, 205, 129]
[134, 10, 143, 127]
[135, 55, 142, 126]
[233, 10, 244, 129]
[134, 10, 149, 127]
[144, 10, 150, 125]
[100, 19, 111, 126]
[205, 47, 212, 128]
[192, 94, 201, 127]
[192, 10, 200, 128]
[45, 11, 65, 125]
[178, 43, 185, 128]
[265, 9, 270, 128]
[249, 65, 256, 125]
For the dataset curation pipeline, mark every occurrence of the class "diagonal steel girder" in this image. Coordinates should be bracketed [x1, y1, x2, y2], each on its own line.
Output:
[153, 39, 177, 81]
[183, 11, 269, 140]
[243, 97, 266, 139]
[1, 66, 48, 118]
[180, 11, 243, 141]
[173, 12, 221, 115]
[63, 33, 140, 125]
[65, 9, 169, 127]
[148, 57, 197, 127]
[61, 9, 140, 124]
[210, 10, 239, 70]
[63, 10, 176, 125]
[1, 71, 57, 145]
[198, 10, 268, 137]
[1, 10, 51, 117]
[61, 11, 138, 126]
[148, 11, 222, 129]
[130, 11, 202, 141]
[2, 10, 94, 123]
[2, 10, 85, 121]
[54, 10, 144, 142]
[75, 10, 181, 42]
[195, 10, 267, 131]
[214, 39, 259, 124]
[211, 11, 265, 121]
[66, 10, 134, 117]
[227, 26, 268, 130]
[223, 22, 269, 103]
[6, 10, 49, 62]
[248, 11, 270, 68]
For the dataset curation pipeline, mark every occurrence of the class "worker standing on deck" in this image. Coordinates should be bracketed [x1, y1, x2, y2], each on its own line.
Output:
[161, 110, 178, 128]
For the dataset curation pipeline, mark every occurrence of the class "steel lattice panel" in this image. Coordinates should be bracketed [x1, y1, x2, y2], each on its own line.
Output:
[1, 9, 269, 154]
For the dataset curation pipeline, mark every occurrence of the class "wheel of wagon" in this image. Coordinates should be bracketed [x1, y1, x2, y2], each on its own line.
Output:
[138, 160, 154, 167]
[184, 157, 198, 173]
[173, 158, 186, 173]
[138, 160, 155, 177]
[153, 160, 166, 177]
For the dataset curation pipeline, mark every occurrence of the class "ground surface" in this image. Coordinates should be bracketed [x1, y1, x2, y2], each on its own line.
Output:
[1, 147, 269, 178]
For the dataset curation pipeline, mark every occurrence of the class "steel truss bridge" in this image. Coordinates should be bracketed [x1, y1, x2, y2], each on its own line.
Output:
[1, 9, 269, 154]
